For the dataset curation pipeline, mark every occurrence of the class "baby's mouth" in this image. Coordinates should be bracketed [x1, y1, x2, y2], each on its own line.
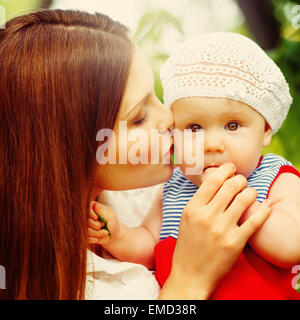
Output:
[204, 165, 219, 172]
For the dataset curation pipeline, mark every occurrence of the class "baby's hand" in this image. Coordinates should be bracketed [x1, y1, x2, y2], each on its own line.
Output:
[88, 201, 121, 245]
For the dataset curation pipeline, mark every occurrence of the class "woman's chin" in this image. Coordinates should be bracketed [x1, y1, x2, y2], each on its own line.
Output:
[100, 163, 174, 191]
[144, 163, 174, 187]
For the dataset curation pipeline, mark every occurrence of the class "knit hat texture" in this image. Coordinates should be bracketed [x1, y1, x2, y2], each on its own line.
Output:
[160, 32, 292, 134]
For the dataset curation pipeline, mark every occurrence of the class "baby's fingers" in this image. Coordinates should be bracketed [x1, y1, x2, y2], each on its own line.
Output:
[88, 236, 100, 244]
[91, 201, 111, 222]
[89, 201, 108, 220]
[89, 206, 99, 221]
[88, 227, 109, 238]
[88, 217, 103, 230]
[88, 229, 110, 245]
[238, 200, 272, 242]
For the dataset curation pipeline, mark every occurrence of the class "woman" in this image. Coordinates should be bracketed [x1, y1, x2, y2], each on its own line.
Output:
[0, 9, 270, 300]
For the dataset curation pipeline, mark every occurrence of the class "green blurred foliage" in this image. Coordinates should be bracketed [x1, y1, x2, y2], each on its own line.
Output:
[264, 38, 300, 167]
[134, 0, 300, 169]
[266, 0, 300, 168]
[0, 0, 42, 21]
[132, 9, 184, 103]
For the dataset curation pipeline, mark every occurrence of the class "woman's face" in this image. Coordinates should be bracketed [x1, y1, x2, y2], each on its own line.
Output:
[94, 46, 174, 191]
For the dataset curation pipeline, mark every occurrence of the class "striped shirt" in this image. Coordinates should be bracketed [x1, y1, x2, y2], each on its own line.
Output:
[160, 153, 294, 240]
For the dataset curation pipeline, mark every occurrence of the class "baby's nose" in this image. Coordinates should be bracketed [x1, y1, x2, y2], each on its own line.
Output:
[204, 132, 224, 153]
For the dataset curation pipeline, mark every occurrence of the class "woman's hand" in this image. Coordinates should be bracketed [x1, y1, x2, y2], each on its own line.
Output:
[159, 162, 271, 299]
[88, 201, 121, 245]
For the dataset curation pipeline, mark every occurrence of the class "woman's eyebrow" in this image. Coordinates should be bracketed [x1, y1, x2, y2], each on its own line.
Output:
[123, 92, 151, 119]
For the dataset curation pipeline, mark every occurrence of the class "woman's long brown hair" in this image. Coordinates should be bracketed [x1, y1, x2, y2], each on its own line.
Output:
[0, 9, 133, 299]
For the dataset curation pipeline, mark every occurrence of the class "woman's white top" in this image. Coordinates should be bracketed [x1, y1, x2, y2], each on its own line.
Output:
[85, 185, 162, 300]
[85, 250, 160, 300]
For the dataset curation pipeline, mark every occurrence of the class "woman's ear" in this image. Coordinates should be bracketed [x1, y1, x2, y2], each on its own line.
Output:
[263, 122, 272, 147]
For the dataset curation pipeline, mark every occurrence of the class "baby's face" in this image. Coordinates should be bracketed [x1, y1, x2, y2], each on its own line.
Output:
[172, 97, 272, 185]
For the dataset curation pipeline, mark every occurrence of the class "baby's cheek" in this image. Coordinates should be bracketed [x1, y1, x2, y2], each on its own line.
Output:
[233, 148, 261, 178]
[236, 165, 256, 179]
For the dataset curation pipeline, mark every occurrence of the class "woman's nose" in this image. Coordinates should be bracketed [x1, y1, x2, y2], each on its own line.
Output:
[204, 131, 224, 153]
[158, 104, 174, 132]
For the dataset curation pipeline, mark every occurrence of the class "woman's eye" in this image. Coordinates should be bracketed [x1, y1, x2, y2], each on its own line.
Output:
[133, 117, 146, 126]
[188, 124, 203, 132]
[133, 112, 149, 126]
[225, 122, 240, 131]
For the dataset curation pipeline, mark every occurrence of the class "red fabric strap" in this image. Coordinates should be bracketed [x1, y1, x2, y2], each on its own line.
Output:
[266, 165, 300, 198]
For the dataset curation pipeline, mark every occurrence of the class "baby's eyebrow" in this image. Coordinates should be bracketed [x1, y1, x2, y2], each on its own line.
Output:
[219, 110, 248, 118]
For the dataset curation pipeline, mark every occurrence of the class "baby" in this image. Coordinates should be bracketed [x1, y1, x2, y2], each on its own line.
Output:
[89, 33, 300, 299]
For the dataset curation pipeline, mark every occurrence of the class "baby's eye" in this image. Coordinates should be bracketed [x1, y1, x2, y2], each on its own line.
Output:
[188, 124, 203, 132]
[225, 122, 240, 131]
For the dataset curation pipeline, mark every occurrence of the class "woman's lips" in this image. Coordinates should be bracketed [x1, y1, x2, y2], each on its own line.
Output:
[161, 143, 174, 161]
[170, 144, 174, 156]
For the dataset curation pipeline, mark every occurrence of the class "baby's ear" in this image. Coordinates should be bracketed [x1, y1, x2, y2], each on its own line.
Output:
[263, 122, 272, 147]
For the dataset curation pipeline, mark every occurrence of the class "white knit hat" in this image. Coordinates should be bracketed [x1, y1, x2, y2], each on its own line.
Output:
[160, 32, 292, 134]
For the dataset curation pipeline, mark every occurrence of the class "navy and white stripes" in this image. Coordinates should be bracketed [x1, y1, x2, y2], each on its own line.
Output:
[161, 169, 198, 240]
[160, 153, 293, 240]
[247, 153, 292, 202]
